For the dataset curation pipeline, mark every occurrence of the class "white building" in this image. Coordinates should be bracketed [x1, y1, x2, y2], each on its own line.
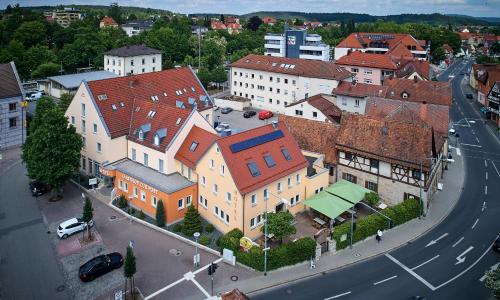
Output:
[264, 29, 331, 61]
[284, 94, 341, 123]
[40, 71, 117, 98]
[121, 20, 154, 37]
[230, 54, 352, 113]
[104, 45, 162, 77]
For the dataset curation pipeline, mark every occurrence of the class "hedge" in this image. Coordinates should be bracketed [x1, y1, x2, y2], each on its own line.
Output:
[332, 198, 421, 250]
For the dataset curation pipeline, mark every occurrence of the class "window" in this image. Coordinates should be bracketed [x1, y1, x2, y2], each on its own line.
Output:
[412, 169, 422, 180]
[247, 161, 261, 177]
[404, 193, 420, 201]
[178, 198, 184, 209]
[277, 182, 282, 193]
[251, 194, 257, 205]
[201, 176, 206, 186]
[363, 78, 372, 84]
[214, 206, 219, 216]
[82, 137, 86, 148]
[213, 184, 218, 194]
[142, 58, 145, 65]
[142, 68, 145, 73]
[370, 159, 379, 169]
[131, 148, 136, 161]
[140, 190, 146, 202]
[281, 148, 292, 161]
[342, 172, 357, 183]
[263, 188, 269, 200]
[226, 192, 231, 202]
[204, 198, 208, 208]
[152, 67, 156, 72]
[189, 142, 198, 152]
[355, 99, 360, 107]
[312, 111, 318, 118]
[296, 174, 301, 183]
[81, 120, 86, 133]
[284, 78, 288, 84]
[71, 116, 75, 124]
[9, 102, 16, 111]
[365, 181, 378, 192]
[239, 72, 242, 76]
[250, 218, 256, 228]
[351, 68, 359, 73]
[81, 103, 86, 116]
[153, 135, 160, 146]
[188, 168, 191, 180]
[251, 73, 254, 79]
[82, 156, 86, 170]
[277, 77, 280, 83]
[345, 153, 353, 161]
[295, 194, 300, 205]
[277, 88, 280, 94]
[199, 195, 203, 205]
[234, 71, 237, 75]
[118, 180, 123, 190]
[112, 59, 115, 66]
[292, 80, 296, 85]
[259, 75, 263, 80]
[225, 214, 229, 224]
[93, 123, 97, 134]
[151, 196, 157, 207]
[131, 59, 134, 66]
[124, 183, 128, 192]
[158, 159, 164, 173]
[269, 76, 273, 82]
[364, 69, 373, 75]
[269, 87, 273, 92]
[295, 110, 303, 116]
[186, 195, 192, 206]
[144, 153, 149, 166]
[264, 154, 276, 168]
[220, 165, 225, 176]
[96, 142, 102, 152]
[209, 159, 214, 169]
[9, 117, 16, 128]
[133, 187, 138, 198]
[181, 163, 184, 175]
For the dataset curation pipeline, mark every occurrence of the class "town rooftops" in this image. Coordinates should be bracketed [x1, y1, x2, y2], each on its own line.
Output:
[100, 16, 117, 26]
[286, 94, 342, 123]
[104, 45, 162, 57]
[175, 126, 218, 169]
[48, 71, 117, 90]
[336, 32, 425, 52]
[336, 51, 397, 70]
[112, 159, 195, 194]
[85, 67, 212, 139]
[332, 81, 388, 98]
[383, 78, 452, 106]
[394, 59, 430, 80]
[0, 62, 23, 99]
[230, 54, 352, 81]
[216, 122, 308, 195]
[122, 20, 154, 28]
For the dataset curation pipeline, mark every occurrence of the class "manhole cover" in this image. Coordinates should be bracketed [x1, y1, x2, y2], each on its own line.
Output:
[169, 249, 182, 256]
[56, 285, 66, 292]
[353, 253, 361, 257]
[110, 215, 117, 220]
[230, 275, 238, 281]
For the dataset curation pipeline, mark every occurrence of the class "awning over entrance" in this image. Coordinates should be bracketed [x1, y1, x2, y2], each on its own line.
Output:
[304, 180, 372, 219]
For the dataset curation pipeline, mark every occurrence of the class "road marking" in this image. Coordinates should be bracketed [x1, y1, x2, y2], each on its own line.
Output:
[461, 143, 482, 148]
[485, 172, 488, 180]
[412, 255, 440, 271]
[480, 263, 500, 282]
[426, 233, 449, 247]
[324, 291, 352, 299]
[456, 148, 461, 156]
[485, 186, 487, 196]
[472, 218, 479, 229]
[485, 160, 488, 167]
[373, 275, 398, 285]
[492, 160, 500, 177]
[469, 120, 476, 124]
[482, 201, 487, 212]
[475, 136, 480, 143]
[385, 254, 436, 291]
[455, 246, 474, 265]
[452, 237, 464, 248]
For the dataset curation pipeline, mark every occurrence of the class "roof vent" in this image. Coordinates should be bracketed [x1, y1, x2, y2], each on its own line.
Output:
[111, 104, 117, 111]
[271, 120, 278, 129]
[98, 94, 107, 101]
[163, 92, 168, 96]
[176, 118, 182, 125]
[120, 102, 125, 107]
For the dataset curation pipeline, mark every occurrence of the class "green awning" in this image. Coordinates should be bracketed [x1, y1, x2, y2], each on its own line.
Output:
[325, 179, 372, 204]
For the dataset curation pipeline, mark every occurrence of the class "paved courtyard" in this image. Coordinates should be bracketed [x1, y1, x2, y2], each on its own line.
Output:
[214, 108, 278, 133]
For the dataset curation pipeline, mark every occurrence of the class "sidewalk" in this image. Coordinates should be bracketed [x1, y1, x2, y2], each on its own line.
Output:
[0, 147, 22, 176]
[214, 146, 466, 297]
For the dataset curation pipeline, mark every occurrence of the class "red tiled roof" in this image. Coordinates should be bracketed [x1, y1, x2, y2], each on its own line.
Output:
[395, 59, 430, 80]
[332, 81, 388, 98]
[217, 122, 308, 195]
[287, 94, 342, 123]
[86, 67, 212, 139]
[336, 33, 425, 52]
[175, 126, 218, 169]
[383, 78, 452, 106]
[336, 51, 397, 70]
[262, 17, 276, 24]
[386, 42, 414, 60]
[101, 16, 117, 26]
[230, 54, 352, 81]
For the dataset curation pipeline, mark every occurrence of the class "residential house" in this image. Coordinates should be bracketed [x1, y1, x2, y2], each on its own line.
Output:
[121, 20, 154, 37]
[100, 16, 119, 28]
[230, 54, 352, 113]
[334, 32, 427, 61]
[284, 94, 342, 123]
[211, 17, 242, 34]
[487, 81, 500, 127]
[0, 62, 25, 149]
[264, 28, 331, 61]
[104, 45, 162, 76]
[191, 25, 208, 36]
[471, 64, 500, 106]
[335, 51, 397, 85]
[39, 71, 118, 98]
[331, 81, 388, 114]
[262, 17, 276, 25]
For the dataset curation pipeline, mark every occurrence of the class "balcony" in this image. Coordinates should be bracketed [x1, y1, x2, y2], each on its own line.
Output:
[265, 43, 283, 49]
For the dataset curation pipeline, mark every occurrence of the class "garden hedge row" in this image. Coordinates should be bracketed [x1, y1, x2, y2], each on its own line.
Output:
[332, 198, 421, 250]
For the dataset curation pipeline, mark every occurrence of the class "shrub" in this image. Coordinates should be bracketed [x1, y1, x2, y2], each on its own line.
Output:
[127, 207, 136, 216]
[117, 195, 128, 209]
[365, 192, 379, 207]
[218, 228, 243, 253]
[205, 223, 215, 233]
[199, 234, 211, 246]
[182, 205, 202, 236]
[136, 210, 145, 220]
[172, 223, 183, 233]
[155, 199, 165, 227]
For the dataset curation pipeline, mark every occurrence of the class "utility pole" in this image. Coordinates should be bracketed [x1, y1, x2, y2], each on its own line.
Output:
[198, 28, 201, 70]
[264, 195, 269, 275]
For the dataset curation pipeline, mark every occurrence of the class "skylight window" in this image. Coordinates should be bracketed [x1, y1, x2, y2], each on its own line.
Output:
[247, 161, 261, 177]
[98, 94, 107, 101]
[154, 135, 160, 146]
[281, 148, 292, 161]
[111, 104, 117, 111]
[150, 95, 159, 101]
[189, 141, 199, 152]
[147, 110, 156, 118]
[176, 118, 182, 125]
[119, 102, 125, 107]
[163, 92, 168, 96]
[289, 65, 295, 69]
[138, 130, 144, 140]
[272, 63, 277, 67]
[264, 154, 276, 168]
[280, 63, 285, 68]
[191, 87, 195, 92]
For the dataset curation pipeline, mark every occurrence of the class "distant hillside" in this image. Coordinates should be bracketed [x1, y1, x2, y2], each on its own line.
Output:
[19, 5, 172, 17]
[240, 11, 493, 25]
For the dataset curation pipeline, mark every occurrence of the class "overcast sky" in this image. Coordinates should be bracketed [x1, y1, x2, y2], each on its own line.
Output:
[4, 0, 500, 17]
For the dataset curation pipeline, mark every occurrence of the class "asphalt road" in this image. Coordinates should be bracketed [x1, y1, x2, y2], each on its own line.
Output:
[253, 58, 500, 300]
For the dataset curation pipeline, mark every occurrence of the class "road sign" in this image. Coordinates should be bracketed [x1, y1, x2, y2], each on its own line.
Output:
[193, 253, 200, 266]
[89, 178, 97, 185]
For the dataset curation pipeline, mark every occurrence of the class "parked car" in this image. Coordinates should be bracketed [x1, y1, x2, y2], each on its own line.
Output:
[480, 107, 489, 114]
[243, 110, 257, 118]
[29, 181, 49, 196]
[493, 235, 500, 253]
[79, 252, 123, 282]
[221, 107, 233, 114]
[26, 91, 43, 102]
[57, 218, 94, 239]
[258, 110, 273, 120]
[466, 93, 473, 99]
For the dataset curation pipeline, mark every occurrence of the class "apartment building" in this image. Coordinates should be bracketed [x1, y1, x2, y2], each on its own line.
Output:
[49, 8, 83, 28]
[230, 54, 352, 113]
[335, 51, 397, 85]
[176, 121, 329, 239]
[264, 28, 331, 61]
[0, 62, 25, 149]
[334, 32, 427, 61]
[104, 45, 162, 76]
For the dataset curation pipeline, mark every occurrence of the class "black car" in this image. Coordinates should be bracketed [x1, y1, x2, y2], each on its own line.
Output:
[221, 107, 233, 114]
[466, 93, 473, 99]
[243, 110, 256, 118]
[493, 236, 500, 253]
[79, 252, 123, 282]
[29, 181, 49, 196]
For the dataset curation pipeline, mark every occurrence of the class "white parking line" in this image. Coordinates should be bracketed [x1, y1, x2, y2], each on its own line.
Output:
[485, 160, 488, 167]
[486, 172, 488, 180]
[385, 254, 436, 291]
[491, 160, 500, 178]
[324, 291, 352, 299]
[461, 143, 482, 148]
[485, 186, 488, 196]
[412, 255, 440, 271]
[373, 275, 398, 285]
[472, 218, 479, 229]
[452, 237, 464, 248]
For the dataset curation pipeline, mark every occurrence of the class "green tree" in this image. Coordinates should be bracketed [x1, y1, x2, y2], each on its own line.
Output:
[246, 16, 263, 31]
[202, 36, 226, 71]
[182, 204, 202, 236]
[294, 18, 304, 26]
[484, 266, 500, 299]
[107, 3, 123, 25]
[155, 199, 165, 227]
[431, 47, 446, 64]
[22, 45, 56, 78]
[262, 211, 297, 244]
[28, 96, 57, 134]
[476, 55, 498, 64]
[365, 192, 380, 207]
[58, 93, 73, 113]
[32, 62, 60, 79]
[211, 65, 228, 89]
[197, 67, 212, 87]
[22, 97, 83, 197]
[124, 245, 137, 299]
[13, 20, 47, 48]
[490, 42, 500, 55]
[82, 197, 94, 240]
[128, 13, 137, 21]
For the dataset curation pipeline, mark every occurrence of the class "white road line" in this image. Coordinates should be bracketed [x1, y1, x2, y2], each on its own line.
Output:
[385, 254, 436, 291]
[485, 186, 488, 196]
[452, 237, 464, 248]
[324, 291, 352, 299]
[461, 143, 482, 148]
[475, 136, 480, 143]
[482, 201, 487, 212]
[485, 160, 488, 167]
[472, 218, 479, 229]
[486, 172, 488, 180]
[492, 160, 500, 177]
[373, 275, 398, 285]
[412, 255, 440, 271]
[456, 148, 461, 156]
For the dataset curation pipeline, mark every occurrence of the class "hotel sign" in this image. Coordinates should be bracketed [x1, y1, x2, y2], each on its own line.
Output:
[121, 173, 159, 195]
[99, 167, 115, 177]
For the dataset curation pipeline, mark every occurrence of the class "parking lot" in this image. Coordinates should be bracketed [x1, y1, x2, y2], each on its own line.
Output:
[214, 108, 278, 133]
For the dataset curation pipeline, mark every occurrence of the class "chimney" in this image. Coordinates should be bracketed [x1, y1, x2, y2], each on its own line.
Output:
[271, 120, 278, 129]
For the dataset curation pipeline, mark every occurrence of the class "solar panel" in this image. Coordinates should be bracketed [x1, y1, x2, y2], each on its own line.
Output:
[229, 130, 284, 153]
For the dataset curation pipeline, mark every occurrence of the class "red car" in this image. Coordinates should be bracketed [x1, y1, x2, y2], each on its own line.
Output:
[258, 110, 273, 120]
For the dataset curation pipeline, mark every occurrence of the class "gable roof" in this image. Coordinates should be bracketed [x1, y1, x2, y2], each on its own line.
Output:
[216, 122, 308, 195]
[332, 81, 388, 98]
[336, 32, 425, 52]
[336, 51, 397, 70]
[175, 126, 218, 168]
[287, 94, 342, 123]
[100, 16, 117, 26]
[86, 67, 212, 139]
[0, 62, 23, 99]
[49, 71, 118, 89]
[383, 78, 452, 106]
[395, 59, 430, 80]
[230, 54, 352, 81]
[104, 45, 162, 57]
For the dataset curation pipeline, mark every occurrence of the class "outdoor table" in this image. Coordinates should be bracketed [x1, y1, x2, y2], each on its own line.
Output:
[335, 216, 346, 223]
[313, 217, 326, 226]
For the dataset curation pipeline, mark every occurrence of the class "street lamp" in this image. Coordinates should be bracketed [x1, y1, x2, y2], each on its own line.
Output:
[193, 232, 200, 268]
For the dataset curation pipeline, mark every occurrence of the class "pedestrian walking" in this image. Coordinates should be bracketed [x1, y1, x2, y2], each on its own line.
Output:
[376, 229, 383, 243]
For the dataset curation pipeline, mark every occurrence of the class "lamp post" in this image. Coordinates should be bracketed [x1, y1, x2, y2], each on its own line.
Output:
[193, 232, 200, 267]
[20, 100, 28, 145]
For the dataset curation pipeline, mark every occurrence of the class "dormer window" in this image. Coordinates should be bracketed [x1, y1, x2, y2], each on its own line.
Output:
[154, 135, 160, 146]
[138, 130, 144, 140]
[401, 92, 409, 99]
[189, 141, 198, 152]
[98, 94, 107, 101]
[176, 118, 182, 125]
